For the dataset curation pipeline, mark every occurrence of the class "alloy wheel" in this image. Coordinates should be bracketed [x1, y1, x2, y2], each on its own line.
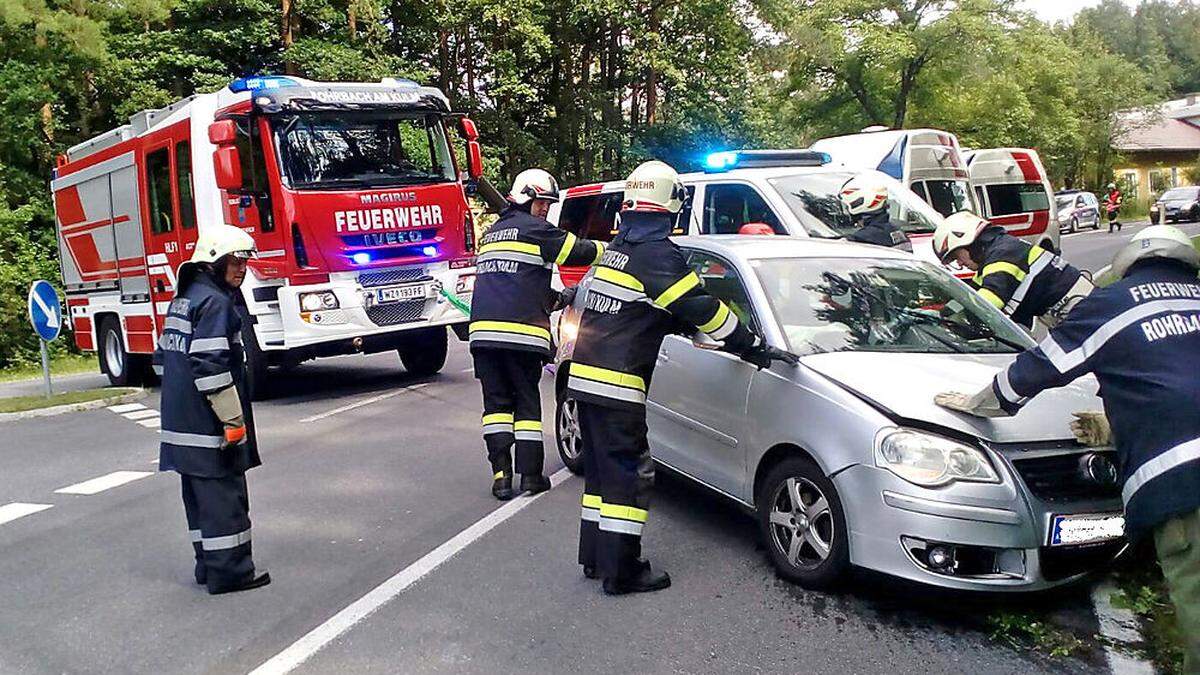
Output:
[768, 476, 834, 570]
[558, 397, 582, 463]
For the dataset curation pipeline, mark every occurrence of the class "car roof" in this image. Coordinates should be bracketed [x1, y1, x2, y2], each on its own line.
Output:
[672, 234, 916, 262]
[562, 165, 862, 197]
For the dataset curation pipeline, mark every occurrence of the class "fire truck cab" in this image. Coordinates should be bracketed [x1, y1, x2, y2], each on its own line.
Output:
[51, 76, 482, 397]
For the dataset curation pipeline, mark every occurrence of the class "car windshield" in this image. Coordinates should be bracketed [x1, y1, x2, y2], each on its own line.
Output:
[751, 257, 1034, 355]
[767, 171, 944, 238]
[1055, 194, 1077, 209]
[921, 179, 974, 217]
[1161, 187, 1198, 201]
[273, 112, 456, 189]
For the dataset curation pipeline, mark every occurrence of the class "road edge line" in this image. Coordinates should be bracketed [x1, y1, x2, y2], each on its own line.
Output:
[0, 390, 146, 423]
[1090, 579, 1156, 675]
[248, 467, 575, 675]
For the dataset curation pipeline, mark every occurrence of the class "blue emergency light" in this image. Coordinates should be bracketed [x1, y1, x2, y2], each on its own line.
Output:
[229, 76, 301, 93]
[421, 245, 439, 258]
[351, 252, 372, 265]
[704, 151, 739, 172]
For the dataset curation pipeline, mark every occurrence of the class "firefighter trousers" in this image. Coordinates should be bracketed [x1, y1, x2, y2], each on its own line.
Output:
[181, 473, 256, 593]
[576, 401, 655, 581]
[474, 348, 546, 477]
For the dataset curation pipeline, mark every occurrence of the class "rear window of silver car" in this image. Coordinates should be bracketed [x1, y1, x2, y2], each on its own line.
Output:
[750, 258, 1034, 355]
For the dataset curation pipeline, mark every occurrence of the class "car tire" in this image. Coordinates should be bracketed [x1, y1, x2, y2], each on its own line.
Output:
[1191, 206, 1200, 223]
[237, 307, 271, 401]
[757, 456, 849, 589]
[99, 317, 135, 387]
[555, 378, 585, 475]
[397, 326, 448, 377]
[1069, 217, 1078, 234]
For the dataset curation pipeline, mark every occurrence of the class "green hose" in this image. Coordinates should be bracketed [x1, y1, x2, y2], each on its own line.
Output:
[439, 286, 471, 315]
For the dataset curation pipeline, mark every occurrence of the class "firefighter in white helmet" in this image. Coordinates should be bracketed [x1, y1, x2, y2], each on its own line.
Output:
[933, 210, 1093, 329]
[469, 169, 606, 500]
[838, 175, 911, 251]
[936, 225, 1200, 669]
[568, 160, 797, 594]
[153, 224, 270, 594]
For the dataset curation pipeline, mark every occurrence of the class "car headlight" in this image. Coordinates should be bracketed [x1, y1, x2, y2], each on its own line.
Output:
[559, 317, 579, 341]
[875, 428, 1000, 487]
[299, 291, 339, 312]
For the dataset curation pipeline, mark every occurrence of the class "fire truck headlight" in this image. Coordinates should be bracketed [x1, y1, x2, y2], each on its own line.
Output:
[300, 291, 339, 312]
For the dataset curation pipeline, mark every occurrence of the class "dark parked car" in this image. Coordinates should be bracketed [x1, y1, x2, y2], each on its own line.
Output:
[1054, 190, 1101, 233]
[1150, 186, 1200, 224]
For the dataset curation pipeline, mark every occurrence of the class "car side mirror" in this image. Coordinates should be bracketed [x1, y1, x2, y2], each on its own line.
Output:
[213, 146, 243, 191]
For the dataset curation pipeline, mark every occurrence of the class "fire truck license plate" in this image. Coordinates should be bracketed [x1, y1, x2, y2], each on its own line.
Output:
[1049, 513, 1124, 546]
[375, 283, 431, 304]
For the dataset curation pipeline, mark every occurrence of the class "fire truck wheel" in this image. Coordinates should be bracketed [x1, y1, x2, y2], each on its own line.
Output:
[99, 317, 136, 387]
[238, 308, 271, 401]
[397, 327, 448, 377]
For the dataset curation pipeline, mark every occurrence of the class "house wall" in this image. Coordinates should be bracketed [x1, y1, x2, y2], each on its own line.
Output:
[1112, 150, 1200, 206]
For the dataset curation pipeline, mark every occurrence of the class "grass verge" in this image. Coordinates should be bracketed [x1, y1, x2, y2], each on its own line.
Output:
[0, 387, 137, 414]
[1110, 541, 1185, 674]
[986, 611, 1086, 658]
[0, 353, 98, 383]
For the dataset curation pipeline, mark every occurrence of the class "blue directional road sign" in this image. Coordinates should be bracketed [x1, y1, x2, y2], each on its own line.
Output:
[28, 280, 63, 342]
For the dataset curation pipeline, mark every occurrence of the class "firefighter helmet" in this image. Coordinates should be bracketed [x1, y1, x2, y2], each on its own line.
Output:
[839, 175, 890, 216]
[190, 224, 257, 264]
[1110, 225, 1200, 278]
[508, 169, 560, 205]
[932, 211, 990, 263]
[622, 160, 686, 213]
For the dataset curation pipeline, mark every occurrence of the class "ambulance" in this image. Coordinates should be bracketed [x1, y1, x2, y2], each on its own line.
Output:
[963, 148, 1060, 253]
[51, 76, 483, 396]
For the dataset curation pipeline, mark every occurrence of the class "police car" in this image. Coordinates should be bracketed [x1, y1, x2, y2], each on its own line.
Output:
[548, 150, 955, 288]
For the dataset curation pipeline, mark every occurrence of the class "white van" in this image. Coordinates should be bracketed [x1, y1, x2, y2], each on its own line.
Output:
[809, 128, 978, 218]
[964, 148, 1060, 253]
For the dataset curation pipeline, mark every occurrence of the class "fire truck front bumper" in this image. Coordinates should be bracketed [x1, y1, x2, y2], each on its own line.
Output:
[274, 262, 474, 351]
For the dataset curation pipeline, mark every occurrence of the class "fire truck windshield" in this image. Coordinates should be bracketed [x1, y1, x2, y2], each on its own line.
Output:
[273, 112, 456, 190]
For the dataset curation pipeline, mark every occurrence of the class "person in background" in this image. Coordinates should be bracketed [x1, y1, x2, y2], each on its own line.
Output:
[838, 175, 912, 251]
[1105, 182, 1123, 233]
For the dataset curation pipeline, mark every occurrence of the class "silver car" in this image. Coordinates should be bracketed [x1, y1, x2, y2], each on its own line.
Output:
[554, 236, 1125, 592]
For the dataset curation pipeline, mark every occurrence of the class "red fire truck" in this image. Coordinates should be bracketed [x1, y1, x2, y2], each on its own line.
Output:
[51, 76, 484, 397]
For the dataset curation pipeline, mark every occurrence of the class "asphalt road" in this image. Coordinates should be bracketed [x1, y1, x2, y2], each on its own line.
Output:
[6, 221, 1191, 673]
[1057, 218, 1200, 273]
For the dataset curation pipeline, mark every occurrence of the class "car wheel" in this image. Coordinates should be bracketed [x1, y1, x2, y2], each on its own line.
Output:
[397, 326, 448, 377]
[1069, 217, 1078, 234]
[1191, 206, 1200, 223]
[555, 382, 584, 475]
[757, 456, 849, 589]
[99, 317, 133, 387]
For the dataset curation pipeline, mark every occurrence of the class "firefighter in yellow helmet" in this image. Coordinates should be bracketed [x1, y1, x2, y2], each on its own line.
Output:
[153, 224, 270, 594]
[569, 160, 797, 594]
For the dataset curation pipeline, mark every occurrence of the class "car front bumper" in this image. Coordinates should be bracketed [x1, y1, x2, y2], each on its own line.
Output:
[834, 463, 1124, 591]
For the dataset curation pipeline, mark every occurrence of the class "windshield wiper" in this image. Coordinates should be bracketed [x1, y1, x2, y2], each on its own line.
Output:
[897, 308, 1027, 351]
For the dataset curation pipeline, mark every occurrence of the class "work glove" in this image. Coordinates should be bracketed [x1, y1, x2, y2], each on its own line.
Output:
[207, 384, 248, 449]
[553, 286, 578, 312]
[740, 343, 800, 370]
[1070, 411, 1111, 447]
[934, 384, 1008, 418]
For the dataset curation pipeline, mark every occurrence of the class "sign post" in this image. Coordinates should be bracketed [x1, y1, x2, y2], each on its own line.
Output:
[27, 280, 63, 398]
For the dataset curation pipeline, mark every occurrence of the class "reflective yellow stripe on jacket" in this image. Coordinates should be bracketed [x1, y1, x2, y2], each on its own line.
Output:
[654, 272, 700, 309]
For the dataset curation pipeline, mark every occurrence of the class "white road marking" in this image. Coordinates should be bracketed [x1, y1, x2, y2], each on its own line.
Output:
[107, 403, 146, 413]
[0, 502, 53, 526]
[1090, 580, 1155, 675]
[249, 467, 574, 675]
[54, 471, 154, 495]
[299, 383, 432, 423]
[122, 409, 159, 421]
[138, 418, 161, 429]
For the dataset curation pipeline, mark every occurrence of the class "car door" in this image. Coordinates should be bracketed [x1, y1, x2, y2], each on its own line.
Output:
[646, 249, 760, 497]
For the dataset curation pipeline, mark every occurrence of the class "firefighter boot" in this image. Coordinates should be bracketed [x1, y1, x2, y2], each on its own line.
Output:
[492, 457, 516, 501]
[602, 559, 671, 596]
[209, 570, 272, 595]
[520, 473, 551, 495]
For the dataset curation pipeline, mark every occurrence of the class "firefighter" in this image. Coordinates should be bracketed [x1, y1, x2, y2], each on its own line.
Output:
[933, 210, 1094, 329]
[935, 225, 1200, 670]
[1105, 182, 1123, 233]
[469, 169, 606, 501]
[569, 160, 798, 595]
[839, 175, 912, 251]
[153, 224, 270, 595]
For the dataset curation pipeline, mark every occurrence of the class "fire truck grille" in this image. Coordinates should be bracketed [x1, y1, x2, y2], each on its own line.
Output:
[366, 300, 426, 326]
[359, 266, 430, 288]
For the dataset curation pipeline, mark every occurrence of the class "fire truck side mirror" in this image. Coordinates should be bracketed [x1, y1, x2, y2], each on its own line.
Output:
[213, 146, 243, 191]
[466, 141, 484, 180]
[208, 120, 238, 146]
[458, 117, 479, 141]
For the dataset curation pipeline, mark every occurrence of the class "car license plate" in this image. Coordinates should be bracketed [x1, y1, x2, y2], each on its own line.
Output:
[1049, 513, 1125, 546]
[375, 283, 431, 303]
